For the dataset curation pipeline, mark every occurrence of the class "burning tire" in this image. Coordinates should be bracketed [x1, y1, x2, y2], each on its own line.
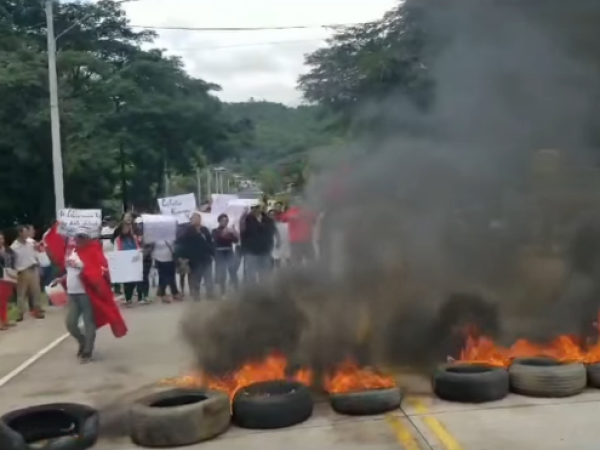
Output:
[509, 358, 586, 397]
[231, 380, 313, 429]
[432, 364, 509, 403]
[329, 387, 402, 415]
[129, 388, 230, 447]
[586, 363, 600, 388]
[0, 403, 99, 450]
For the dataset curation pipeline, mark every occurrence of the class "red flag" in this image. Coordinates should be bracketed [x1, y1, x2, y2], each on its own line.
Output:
[45, 223, 127, 338]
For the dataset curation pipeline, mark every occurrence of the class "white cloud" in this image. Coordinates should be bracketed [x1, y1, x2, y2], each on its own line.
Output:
[122, 0, 398, 104]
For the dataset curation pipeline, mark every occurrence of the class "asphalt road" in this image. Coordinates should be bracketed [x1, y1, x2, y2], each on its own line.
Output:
[2, 301, 600, 450]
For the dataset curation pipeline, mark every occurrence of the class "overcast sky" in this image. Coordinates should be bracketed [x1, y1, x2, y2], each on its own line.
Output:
[121, 0, 398, 104]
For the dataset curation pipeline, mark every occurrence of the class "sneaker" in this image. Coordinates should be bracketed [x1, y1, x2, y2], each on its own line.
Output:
[32, 310, 45, 319]
[138, 299, 150, 306]
[79, 354, 92, 364]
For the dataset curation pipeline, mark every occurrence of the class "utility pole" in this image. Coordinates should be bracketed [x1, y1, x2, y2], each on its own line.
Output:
[45, 0, 65, 215]
[206, 168, 212, 198]
[196, 166, 202, 205]
[163, 159, 170, 197]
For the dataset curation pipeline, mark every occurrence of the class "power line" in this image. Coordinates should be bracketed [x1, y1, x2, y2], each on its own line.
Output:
[129, 22, 362, 32]
[169, 38, 326, 52]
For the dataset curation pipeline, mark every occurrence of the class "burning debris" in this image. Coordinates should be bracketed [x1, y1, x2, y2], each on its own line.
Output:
[160, 354, 396, 399]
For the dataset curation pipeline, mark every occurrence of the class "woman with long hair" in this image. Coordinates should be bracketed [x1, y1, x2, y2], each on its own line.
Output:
[211, 214, 239, 297]
[114, 222, 147, 306]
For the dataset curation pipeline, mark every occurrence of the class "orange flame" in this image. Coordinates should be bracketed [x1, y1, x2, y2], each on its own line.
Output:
[161, 354, 396, 398]
[323, 358, 396, 394]
[161, 353, 312, 399]
[459, 316, 598, 367]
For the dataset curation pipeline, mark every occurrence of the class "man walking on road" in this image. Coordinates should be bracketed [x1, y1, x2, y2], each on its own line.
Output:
[11, 225, 44, 321]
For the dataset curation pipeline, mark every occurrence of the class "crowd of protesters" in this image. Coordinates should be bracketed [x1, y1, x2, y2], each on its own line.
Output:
[101, 200, 318, 303]
[0, 199, 319, 363]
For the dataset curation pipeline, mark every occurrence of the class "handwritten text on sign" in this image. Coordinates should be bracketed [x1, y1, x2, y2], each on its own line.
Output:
[58, 209, 101, 237]
[157, 193, 196, 224]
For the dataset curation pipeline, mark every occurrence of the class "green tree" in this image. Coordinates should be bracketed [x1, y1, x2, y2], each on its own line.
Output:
[0, 0, 244, 227]
[298, 1, 433, 132]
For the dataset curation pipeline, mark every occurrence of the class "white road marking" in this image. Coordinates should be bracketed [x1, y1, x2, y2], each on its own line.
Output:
[0, 332, 69, 388]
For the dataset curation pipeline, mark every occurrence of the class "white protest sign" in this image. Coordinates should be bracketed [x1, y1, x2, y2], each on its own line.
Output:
[158, 193, 197, 224]
[105, 250, 143, 283]
[224, 198, 260, 228]
[211, 194, 238, 216]
[142, 214, 177, 244]
[199, 212, 219, 231]
[58, 209, 102, 237]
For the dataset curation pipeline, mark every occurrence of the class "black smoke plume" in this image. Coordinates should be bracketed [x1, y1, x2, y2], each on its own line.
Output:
[181, 0, 600, 385]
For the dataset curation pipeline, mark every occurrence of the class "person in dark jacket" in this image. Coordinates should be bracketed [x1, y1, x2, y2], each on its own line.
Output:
[176, 211, 215, 300]
[241, 204, 279, 286]
[211, 214, 239, 297]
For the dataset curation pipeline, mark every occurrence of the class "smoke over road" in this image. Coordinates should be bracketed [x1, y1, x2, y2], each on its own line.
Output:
[181, 0, 600, 383]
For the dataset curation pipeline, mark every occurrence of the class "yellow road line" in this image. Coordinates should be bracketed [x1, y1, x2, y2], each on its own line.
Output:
[407, 398, 464, 450]
[385, 413, 421, 450]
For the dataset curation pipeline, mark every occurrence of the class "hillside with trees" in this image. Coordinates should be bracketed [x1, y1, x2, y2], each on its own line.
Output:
[224, 100, 337, 194]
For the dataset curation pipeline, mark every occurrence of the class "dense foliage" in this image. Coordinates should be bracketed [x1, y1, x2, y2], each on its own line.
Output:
[0, 0, 250, 227]
[225, 100, 336, 194]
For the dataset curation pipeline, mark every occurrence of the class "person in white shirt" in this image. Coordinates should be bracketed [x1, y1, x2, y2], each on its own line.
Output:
[64, 229, 96, 364]
[10, 225, 44, 320]
[152, 240, 180, 302]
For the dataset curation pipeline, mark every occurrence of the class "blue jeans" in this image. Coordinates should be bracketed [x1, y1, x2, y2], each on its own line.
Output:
[244, 253, 272, 286]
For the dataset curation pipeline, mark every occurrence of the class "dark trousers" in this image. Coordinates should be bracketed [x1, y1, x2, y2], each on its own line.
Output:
[123, 282, 140, 302]
[244, 253, 272, 286]
[290, 241, 315, 265]
[214, 249, 239, 295]
[189, 261, 214, 301]
[139, 258, 151, 299]
[156, 260, 179, 296]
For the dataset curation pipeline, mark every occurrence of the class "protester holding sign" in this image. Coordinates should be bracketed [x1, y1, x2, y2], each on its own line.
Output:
[114, 222, 147, 306]
[176, 211, 215, 300]
[45, 223, 127, 363]
[211, 214, 239, 297]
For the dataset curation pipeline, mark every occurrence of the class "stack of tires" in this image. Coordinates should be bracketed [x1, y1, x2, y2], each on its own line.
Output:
[432, 357, 595, 403]
[0, 380, 317, 449]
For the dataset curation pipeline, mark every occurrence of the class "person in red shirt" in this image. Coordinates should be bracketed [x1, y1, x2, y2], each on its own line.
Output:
[281, 205, 317, 265]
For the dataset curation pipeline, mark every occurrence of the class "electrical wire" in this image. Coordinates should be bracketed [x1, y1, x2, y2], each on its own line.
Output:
[128, 22, 364, 32]
[169, 38, 327, 52]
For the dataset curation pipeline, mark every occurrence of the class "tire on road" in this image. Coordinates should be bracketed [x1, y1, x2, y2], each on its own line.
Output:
[232, 380, 313, 429]
[509, 357, 586, 397]
[329, 387, 402, 415]
[586, 363, 600, 388]
[0, 402, 99, 450]
[432, 364, 509, 403]
[129, 388, 230, 448]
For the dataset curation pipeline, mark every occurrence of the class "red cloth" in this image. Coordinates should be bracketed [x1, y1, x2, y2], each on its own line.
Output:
[45, 223, 127, 338]
[0, 280, 14, 324]
[281, 207, 316, 243]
